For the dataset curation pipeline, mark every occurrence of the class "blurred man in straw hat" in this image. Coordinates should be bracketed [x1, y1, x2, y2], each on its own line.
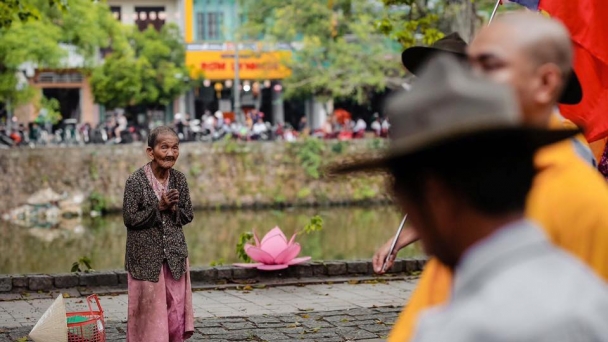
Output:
[331, 54, 608, 342]
[371, 12, 608, 342]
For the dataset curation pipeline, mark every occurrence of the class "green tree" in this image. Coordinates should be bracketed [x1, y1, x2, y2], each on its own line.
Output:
[0, 0, 118, 116]
[0, 0, 66, 29]
[376, 0, 445, 48]
[90, 24, 191, 112]
[240, 0, 403, 105]
[377, 0, 508, 49]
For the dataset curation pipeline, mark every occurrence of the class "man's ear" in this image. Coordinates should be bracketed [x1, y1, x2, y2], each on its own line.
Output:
[535, 63, 563, 105]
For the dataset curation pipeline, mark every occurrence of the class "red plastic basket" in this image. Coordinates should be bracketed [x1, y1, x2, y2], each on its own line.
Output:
[66, 294, 106, 342]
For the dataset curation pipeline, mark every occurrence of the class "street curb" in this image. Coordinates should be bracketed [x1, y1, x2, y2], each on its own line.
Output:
[2, 258, 426, 294]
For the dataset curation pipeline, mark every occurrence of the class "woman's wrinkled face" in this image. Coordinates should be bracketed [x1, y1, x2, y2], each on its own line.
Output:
[147, 133, 179, 169]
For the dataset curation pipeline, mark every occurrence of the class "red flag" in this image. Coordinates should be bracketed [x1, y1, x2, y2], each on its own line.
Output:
[539, 0, 608, 142]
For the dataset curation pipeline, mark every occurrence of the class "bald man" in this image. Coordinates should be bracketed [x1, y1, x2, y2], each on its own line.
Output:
[470, 13, 574, 126]
[384, 12, 608, 342]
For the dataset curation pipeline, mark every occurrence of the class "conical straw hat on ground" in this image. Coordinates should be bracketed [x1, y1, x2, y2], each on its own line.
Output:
[29, 294, 67, 342]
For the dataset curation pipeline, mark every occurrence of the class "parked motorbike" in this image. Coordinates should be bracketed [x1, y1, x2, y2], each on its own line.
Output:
[0, 131, 13, 148]
[189, 119, 204, 142]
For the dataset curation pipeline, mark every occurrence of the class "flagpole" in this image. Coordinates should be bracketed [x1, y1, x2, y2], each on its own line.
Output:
[488, 0, 502, 24]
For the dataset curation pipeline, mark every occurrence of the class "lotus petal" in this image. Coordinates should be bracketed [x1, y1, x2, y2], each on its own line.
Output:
[252, 229, 261, 247]
[261, 227, 287, 245]
[257, 264, 289, 271]
[260, 233, 289, 259]
[245, 245, 275, 264]
[288, 233, 297, 246]
[274, 243, 301, 265]
[233, 263, 264, 268]
[288, 256, 311, 265]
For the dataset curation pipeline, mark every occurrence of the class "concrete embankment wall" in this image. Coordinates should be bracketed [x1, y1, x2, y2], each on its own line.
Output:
[0, 139, 390, 212]
[0, 258, 425, 293]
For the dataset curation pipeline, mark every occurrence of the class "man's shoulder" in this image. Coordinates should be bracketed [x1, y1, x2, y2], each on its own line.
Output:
[416, 269, 608, 341]
[416, 306, 608, 342]
[532, 139, 608, 207]
[480, 246, 606, 301]
[418, 251, 608, 341]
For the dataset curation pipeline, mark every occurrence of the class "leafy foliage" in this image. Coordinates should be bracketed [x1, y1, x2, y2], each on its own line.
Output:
[376, 0, 504, 50]
[209, 258, 225, 267]
[367, 137, 387, 150]
[35, 97, 62, 125]
[71, 256, 94, 273]
[90, 24, 191, 110]
[375, 1, 445, 48]
[236, 231, 254, 263]
[0, 21, 62, 107]
[0, 0, 118, 111]
[0, 0, 67, 29]
[331, 140, 346, 154]
[240, 0, 402, 103]
[295, 138, 326, 179]
[303, 215, 324, 234]
[88, 191, 108, 213]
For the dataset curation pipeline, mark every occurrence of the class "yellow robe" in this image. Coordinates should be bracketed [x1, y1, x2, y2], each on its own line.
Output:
[388, 118, 608, 342]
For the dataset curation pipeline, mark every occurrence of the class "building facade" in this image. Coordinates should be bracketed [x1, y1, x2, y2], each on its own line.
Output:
[14, 45, 100, 128]
[106, 0, 182, 31]
[15, 0, 294, 128]
[105, 0, 186, 124]
[182, 0, 292, 124]
[14, 0, 185, 129]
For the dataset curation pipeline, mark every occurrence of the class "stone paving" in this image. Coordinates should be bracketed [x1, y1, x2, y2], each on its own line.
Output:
[0, 279, 417, 341]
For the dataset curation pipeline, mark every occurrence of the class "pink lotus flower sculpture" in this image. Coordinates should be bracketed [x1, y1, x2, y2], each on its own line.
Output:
[234, 227, 311, 270]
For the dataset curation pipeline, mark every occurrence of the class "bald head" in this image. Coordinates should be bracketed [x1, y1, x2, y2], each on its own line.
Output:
[495, 12, 573, 78]
[468, 12, 574, 127]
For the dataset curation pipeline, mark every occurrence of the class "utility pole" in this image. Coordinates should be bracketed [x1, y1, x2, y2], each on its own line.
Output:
[233, 2, 241, 123]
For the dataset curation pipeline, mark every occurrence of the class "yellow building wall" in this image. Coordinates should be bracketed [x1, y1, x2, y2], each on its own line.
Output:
[184, 0, 193, 43]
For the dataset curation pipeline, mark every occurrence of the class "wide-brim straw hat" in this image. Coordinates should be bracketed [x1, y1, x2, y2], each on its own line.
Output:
[329, 54, 579, 175]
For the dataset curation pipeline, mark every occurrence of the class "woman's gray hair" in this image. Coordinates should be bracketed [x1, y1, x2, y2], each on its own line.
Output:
[147, 126, 178, 148]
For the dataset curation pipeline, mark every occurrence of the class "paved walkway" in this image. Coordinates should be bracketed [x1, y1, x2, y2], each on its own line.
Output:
[0, 278, 417, 341]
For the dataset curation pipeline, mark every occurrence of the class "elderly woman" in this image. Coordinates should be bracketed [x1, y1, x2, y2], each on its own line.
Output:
[123, 126, 194, 342]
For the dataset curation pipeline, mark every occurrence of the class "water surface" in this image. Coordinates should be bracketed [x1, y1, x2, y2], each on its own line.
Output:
[1, 206, 422, 274]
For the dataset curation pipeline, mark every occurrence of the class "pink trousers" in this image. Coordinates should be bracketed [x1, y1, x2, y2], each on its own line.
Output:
[127, 260, 194, 342]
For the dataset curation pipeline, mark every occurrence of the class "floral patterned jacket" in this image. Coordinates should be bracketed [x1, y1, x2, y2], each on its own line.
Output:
[123, 166, 193, 282]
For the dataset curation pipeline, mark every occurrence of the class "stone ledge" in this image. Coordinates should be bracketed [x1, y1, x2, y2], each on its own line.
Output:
[54, 273, 78, 288]
[28, 275, 53, 291]
[3, 258, 426, 292]
[0, 276, 11, 292]
[79, 271, 118, 287]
